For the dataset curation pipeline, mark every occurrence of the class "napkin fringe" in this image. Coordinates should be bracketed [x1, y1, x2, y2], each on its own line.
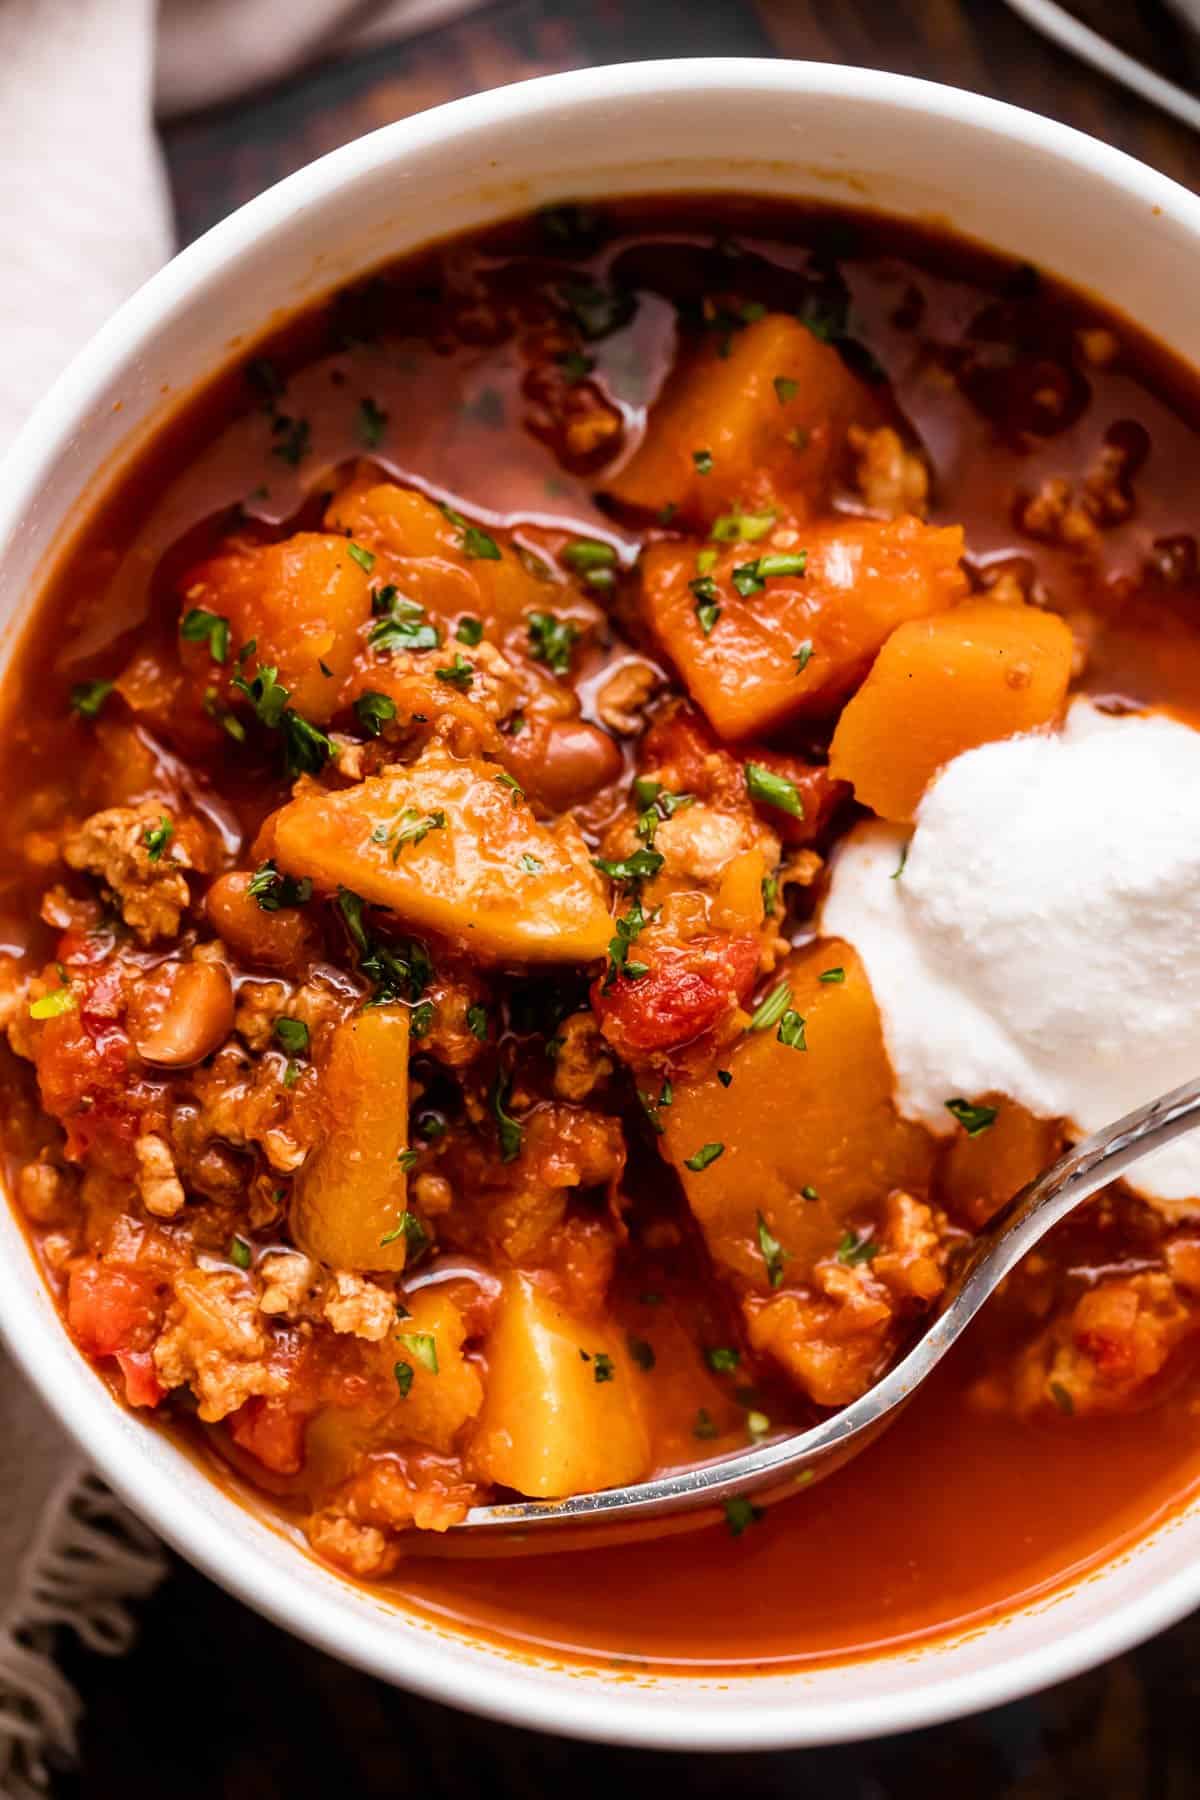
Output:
[0, 1468, 165, 1796]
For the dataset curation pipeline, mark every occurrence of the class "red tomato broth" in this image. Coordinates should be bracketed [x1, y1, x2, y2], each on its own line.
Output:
[4, 196, 1200, 1670]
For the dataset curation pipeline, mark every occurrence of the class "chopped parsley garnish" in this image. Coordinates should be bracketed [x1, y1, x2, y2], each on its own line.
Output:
[756, 1212, 789, 1288]
[394, 1361, 414, 1398]
[837, 1231, 879, 1267]
[180, 607, 231, 663]
[462, 525, 501, 562]
[368, 597, 439, 654]
[761, 873, 779, 914]
[819, 966, 845, 984]
[592, 1352, 615, 1383]
[370, 807, 446, 859]
[563, 540, 617, 576]
[379, 1210, 428, 1249]
[494, 770, 523, 805]
[893, 843, 909, 880]
[520, 854, 543, 873]
[354, 691, 397, 737]
[556, 277, 635, 341]
[604, 899, 652, 990]
[706, 1346, 740, 1374]
[409, 1001, 434, 1040]
[230, 662, 332, 775]
[491, 1073, 523, 1163]
[247, 860, 312, 912]
[773, 375, 799, 404]
[685, 1142, 725, 1173]
[456, 615, 484, 646]
[229, 1236, 252, 1270]
[777, 1009, 807, 1051]
[466, 1003, 489, 1041]
[394, 1333, 438, 1378]
[801, 1184, 819, 1202]
[347, 542, 375, 574]
[793, 640, 814, 675]
[142, 817, 173, 862]
[527, 610, 580, 677]
[634, 784, 694, 846]
[689, 577, 721, 636]
[592, 849, 664, 886]
[744, 761, 804, 819]
[271, 415, 310, 466]
[695, 548, 717, 577]
[732, 550, 808, 598]
[274, 1017, 309, 1056]
[70, 679, 114, 720]
[716, 1068, 733, 1088]
[627, 1335, 656, 1372]
[693, 1408, 719, 1440]
[945, 1098, 999, 1136]
[29, 984, 77, 1020]
[747, 980, 791, 1034]
[336, 888, 432, 1004]
[693, 449, 713, 475]
[434, 654, 474, 690]
[711, 507, 776, 544]
[357, 396, 388, 448]
[397, 1150, 420, 1174]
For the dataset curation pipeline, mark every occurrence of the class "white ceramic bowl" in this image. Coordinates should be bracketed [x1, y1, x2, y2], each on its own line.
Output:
[2, 57, 1200, 1749]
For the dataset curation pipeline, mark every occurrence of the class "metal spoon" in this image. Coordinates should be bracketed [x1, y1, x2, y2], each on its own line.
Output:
[458, 1073, 1200, 1534]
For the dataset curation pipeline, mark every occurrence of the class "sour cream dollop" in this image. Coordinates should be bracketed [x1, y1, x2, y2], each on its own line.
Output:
[821, 699, 1200, 1212]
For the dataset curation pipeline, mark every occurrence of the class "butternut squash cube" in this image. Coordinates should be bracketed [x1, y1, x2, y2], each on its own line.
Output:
[938, 1096, 1062, 1231]
[324, 481, 556, 638]
[292, 1004, 411, 1272]
[640, 514, 967, 741]
[606, 314, 880, 529]
[385, 1286, 484, 1453]
[469, 1276, 652, 1498]
[272, 744, 612, 963]
[181, 533, 373, 722]
[829, 599, 1074, 822]
[662, 940, 933, 1287]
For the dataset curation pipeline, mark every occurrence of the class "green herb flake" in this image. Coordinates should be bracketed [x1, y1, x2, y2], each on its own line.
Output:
[229, 1236, 252, 1270]
[491, 1073, 523, 1164]
[756, 1212, 789, 1288]
[695, 547, 718, 577]
[837, 1231, 880, 1267]
[747, 980, 791, 1034]
[346, 542, 375, 575]
[693, 449, 714, 475]
[711, 507, 776, 544]
[773, 376, 798, 405]
[434, 654, 475, 691]
[69, 679, 115, 720]
[893, 843, 909, 880]
[761, 873, 779, 915]
[801, 1184, 819, 1202]
[527, 611, 580, 677]
[563, 540, 617, 575]
[274, 1016, 310, 1057]
[685, 1142, 725, 1173]
[724, 1497, 765, 1539]
[466, 1003, 489, 1042]
[396, 1150, 420, 1173]
[745, 761, 804, 819]
[520, 854, 544, 874]
[627, 1335, 656, 1372]
[180, 607, 231, 664]
[456, 615, 484, 646]
[247, 860, 312, 912]
[604, 898, 652, 990]
[945, 1098, 999, 1136]
[793, 640, 814, 675]
[393, 1361, 414, 1398]
[142, 817, 173, 862]
[819, 966, 845, 984]
[354, 691, 397, 738]
[368, 598, 440, 655]
[396, 1332, 439, 1375]
[462, 525, 501, 562]
[494, 770, 523, 805]
[777, 1009, 807, 1051]
[592, 1352, 615, 1383]
[716, 1068, 733, 1088]
[706, 1346, 740, 1374]
[373, 808, 447, 859]
[358, 397, 388, 449]
[592, 849, 664, 886]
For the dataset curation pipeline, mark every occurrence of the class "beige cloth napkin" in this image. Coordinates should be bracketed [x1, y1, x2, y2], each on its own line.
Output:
[0, 2, 476, 1790]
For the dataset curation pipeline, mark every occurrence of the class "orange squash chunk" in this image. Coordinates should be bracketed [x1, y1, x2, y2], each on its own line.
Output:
[181, 533, 373, 722]
[938, 1096, 1062, 1231]
[829, 599, 1074, 822]
[324, 480, 558, 639]
[661, 940, 933, 1289]
[640, 514, 967, 741]
[292, 1004, 411, 1272]
[606, 314, 880, 529]
[272, 744, 612, 963]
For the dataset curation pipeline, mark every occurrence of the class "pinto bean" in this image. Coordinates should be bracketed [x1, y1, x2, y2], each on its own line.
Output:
[129, 960, 235, 1068]
[206, 871, 317, 972]
[502, 717, 623, 812]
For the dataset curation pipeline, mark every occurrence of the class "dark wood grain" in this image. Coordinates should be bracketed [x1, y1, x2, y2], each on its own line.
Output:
[57, 3, 1200, 1794]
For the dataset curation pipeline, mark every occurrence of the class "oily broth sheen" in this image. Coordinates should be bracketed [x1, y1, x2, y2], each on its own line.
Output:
[6, 196, 1200, 1672]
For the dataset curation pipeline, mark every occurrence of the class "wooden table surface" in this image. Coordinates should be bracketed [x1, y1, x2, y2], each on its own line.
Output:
[60, 2, 1200, 1793]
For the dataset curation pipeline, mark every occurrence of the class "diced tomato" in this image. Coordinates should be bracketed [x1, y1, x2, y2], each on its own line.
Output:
[593, 932, 760, 1056]
[115, 1349, 166, 1409]
[228, 1395, 308, 1475]
[67, 1260, 164, 1358]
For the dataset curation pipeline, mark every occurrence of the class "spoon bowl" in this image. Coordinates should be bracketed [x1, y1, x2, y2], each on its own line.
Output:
[459, 1072, 1200, 1533]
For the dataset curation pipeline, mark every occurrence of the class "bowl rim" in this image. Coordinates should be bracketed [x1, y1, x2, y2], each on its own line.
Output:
[4, 53, 1200, 1749]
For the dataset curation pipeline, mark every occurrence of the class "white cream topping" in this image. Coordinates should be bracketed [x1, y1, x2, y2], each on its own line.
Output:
[821, 699, 1200, 1212]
